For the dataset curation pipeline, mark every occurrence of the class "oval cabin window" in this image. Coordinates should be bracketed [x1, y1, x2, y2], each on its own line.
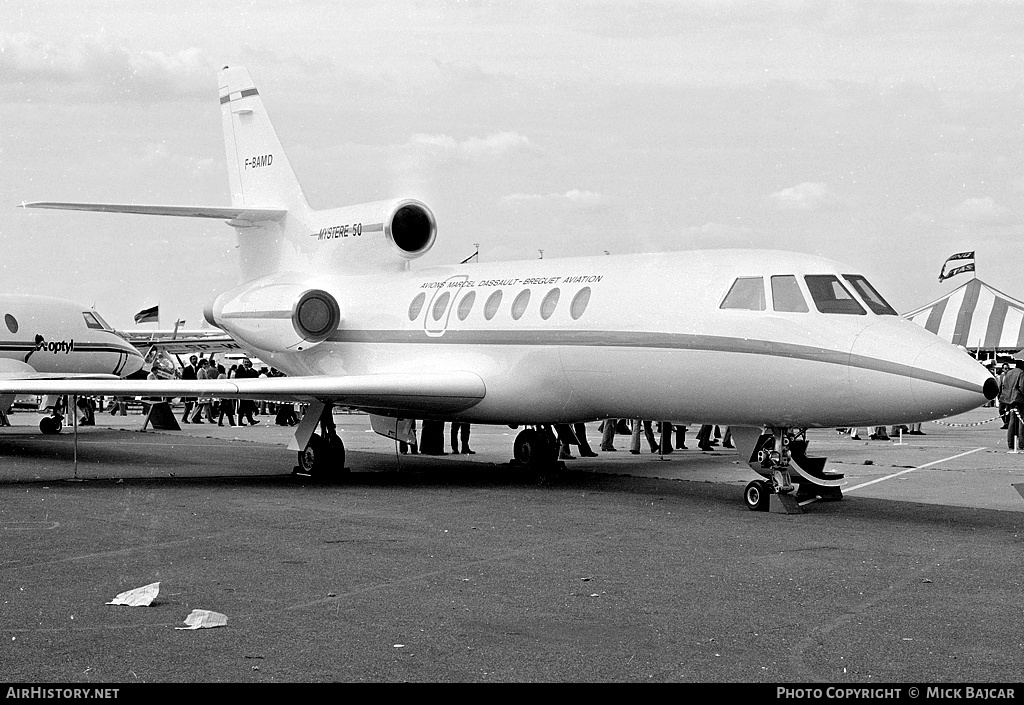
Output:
[540, 288, 560, 320]
[484, 290, 503, 321]
[4, 314, 17, 334]
[457, 291, 476, 321]
[408, 293, 426, 321]
[570, 287, 592, 320]
[431, 291, 451, 321]
[511, 289, 531, 320]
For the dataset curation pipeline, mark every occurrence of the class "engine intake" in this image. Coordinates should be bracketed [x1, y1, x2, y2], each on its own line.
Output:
[387, 200, 436, 257]
[206, 282, 342, 353]
[293, 289, 340, 344]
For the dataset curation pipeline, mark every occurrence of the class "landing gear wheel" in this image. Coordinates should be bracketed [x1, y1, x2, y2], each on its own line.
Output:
[297, 433, 324, 474]
[744, 479, 771, 512]
[39, 416, 62, 435]
[513, 429, 542, 466]
[296, 432, 348, 479]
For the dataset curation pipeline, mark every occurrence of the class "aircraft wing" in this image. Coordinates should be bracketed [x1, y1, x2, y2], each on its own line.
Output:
[20, 202, 286, 224]
[127, 335, 249, 356]
[0, 372, 486, 416]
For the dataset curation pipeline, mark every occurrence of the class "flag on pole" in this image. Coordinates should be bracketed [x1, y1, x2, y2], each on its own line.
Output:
[939, 252, 975, 282]
[134, 305, 159, 324]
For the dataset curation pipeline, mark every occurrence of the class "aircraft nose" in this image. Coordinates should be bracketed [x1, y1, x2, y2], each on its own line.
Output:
[123, 349, 146, 377]
[911, 340, 996, 419]
[848, 319, 994, 423]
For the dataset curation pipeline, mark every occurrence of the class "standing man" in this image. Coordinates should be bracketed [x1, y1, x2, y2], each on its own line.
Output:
[179, 355, 198, 423]
[600, 418, 620, 452]
[451, 421, 474, 454]
[998, 362, 1012, 429]
[1000, 359, 1024, 452]
[235, 358, 261, 425]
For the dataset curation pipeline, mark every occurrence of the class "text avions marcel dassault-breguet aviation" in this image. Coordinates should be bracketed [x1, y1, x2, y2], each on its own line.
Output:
[0, 295, 144, 433]
[14, 67, 996, 512]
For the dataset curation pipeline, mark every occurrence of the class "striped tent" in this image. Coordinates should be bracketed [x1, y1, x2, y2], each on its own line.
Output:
[904, 278, 1024, 352]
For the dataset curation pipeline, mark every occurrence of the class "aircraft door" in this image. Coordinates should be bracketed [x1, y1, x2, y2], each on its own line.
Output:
[424, 275, 469, 337]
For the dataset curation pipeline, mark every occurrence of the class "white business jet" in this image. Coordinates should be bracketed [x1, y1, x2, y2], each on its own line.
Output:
[0, 295, 145, 432]
[13, 67, 996, 511]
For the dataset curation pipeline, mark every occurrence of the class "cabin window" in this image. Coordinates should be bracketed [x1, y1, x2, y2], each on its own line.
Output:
[408, 293, 426, 321]
[431, 292, 451, 321]
[457, 291, 476, 321]
[720, 277, 766, 311]
[804, 275, 866, 315]
[511, 289, 532, 320]
[4, 314, 17, 334]
[484, 290, 503, 321]
[570, 287, 591, 320]
[771, 275, 809, 313]
[843, 275, 898, 316]
[540, 288, 560, 320]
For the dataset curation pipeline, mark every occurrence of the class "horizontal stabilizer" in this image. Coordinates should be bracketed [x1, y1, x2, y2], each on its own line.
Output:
[0, 371, 486, 416]
[20, 201, 287, 223]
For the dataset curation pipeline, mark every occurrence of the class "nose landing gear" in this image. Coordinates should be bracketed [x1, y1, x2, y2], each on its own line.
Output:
[744, 427, 802, 513]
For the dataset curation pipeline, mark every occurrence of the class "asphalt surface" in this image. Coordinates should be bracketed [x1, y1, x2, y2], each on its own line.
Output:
[0, 407, 1022, 683]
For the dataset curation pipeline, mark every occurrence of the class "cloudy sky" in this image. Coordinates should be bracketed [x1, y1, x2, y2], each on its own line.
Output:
[2, 0, 1023, 328]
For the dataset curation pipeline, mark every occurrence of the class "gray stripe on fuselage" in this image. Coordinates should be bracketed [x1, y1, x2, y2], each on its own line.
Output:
[325, 328, 982, 394]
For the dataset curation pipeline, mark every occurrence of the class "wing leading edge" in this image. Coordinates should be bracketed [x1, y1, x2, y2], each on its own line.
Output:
[0, 372, 486, 417]
[20, 202, 286, 224]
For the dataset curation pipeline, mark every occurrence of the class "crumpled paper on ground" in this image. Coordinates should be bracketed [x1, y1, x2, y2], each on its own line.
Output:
[175, 609, 228, 630]
[106, 582, 160, 607]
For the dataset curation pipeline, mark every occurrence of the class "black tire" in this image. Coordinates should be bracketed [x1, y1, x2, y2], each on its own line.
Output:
[296, 432, 347, 478]
[297, 433, 324, 474]
[744, 479, 771, 512]
[513, 429, 541, 466]
[324, 432, 347, 475]
[39, 416, 62, 435]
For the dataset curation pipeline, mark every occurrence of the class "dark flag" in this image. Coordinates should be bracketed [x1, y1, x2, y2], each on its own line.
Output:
[939, 252, 975, 282]
[134, 305, 159, 324]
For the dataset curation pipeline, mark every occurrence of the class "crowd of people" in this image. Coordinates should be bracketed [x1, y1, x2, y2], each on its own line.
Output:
[398, 419, 735, 458]
[176, 354, 300, 427]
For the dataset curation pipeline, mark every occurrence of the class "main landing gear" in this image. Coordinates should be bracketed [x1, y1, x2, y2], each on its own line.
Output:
[739, 427, 844, 513]
[511, 425, 562, 469]
[39, 413, 63, 435]
[294, 403, 347, 480]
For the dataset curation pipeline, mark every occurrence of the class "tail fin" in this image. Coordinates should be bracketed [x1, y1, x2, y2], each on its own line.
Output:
[218, 66, 310, 214]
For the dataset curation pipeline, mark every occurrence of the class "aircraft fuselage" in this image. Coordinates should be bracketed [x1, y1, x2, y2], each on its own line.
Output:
[0, 295, 144, 378]
[210, 249, 992, 428]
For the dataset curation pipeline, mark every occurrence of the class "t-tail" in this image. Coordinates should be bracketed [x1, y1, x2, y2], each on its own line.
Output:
[21, 66, 438, 282]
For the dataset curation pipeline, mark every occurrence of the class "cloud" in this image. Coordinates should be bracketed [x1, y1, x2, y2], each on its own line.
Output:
[952, 196, 1015, 226]
[768, 182, 834, 211]
[0, 32, 213, 102]
[407, 131, 533, 159]
[502, 189, 606, 206]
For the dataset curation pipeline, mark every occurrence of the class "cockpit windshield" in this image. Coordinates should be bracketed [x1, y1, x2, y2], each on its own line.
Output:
[82, 311, 113, 331]
[842, 275, 898, 316]
[720, 277, 766, 311]
[804, 275, 866, 315]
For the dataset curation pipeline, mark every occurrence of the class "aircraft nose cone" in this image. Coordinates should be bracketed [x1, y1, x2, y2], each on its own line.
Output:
[123, 350, 146, 377]
[911, 341, 994, 419]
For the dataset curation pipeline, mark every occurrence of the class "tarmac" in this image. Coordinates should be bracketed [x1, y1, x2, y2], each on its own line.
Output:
[0, 405, 1022, 683]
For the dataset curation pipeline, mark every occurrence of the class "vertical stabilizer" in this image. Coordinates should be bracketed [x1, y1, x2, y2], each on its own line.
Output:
[218, 67, 314, 279]
[219, 66, 309, 212]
